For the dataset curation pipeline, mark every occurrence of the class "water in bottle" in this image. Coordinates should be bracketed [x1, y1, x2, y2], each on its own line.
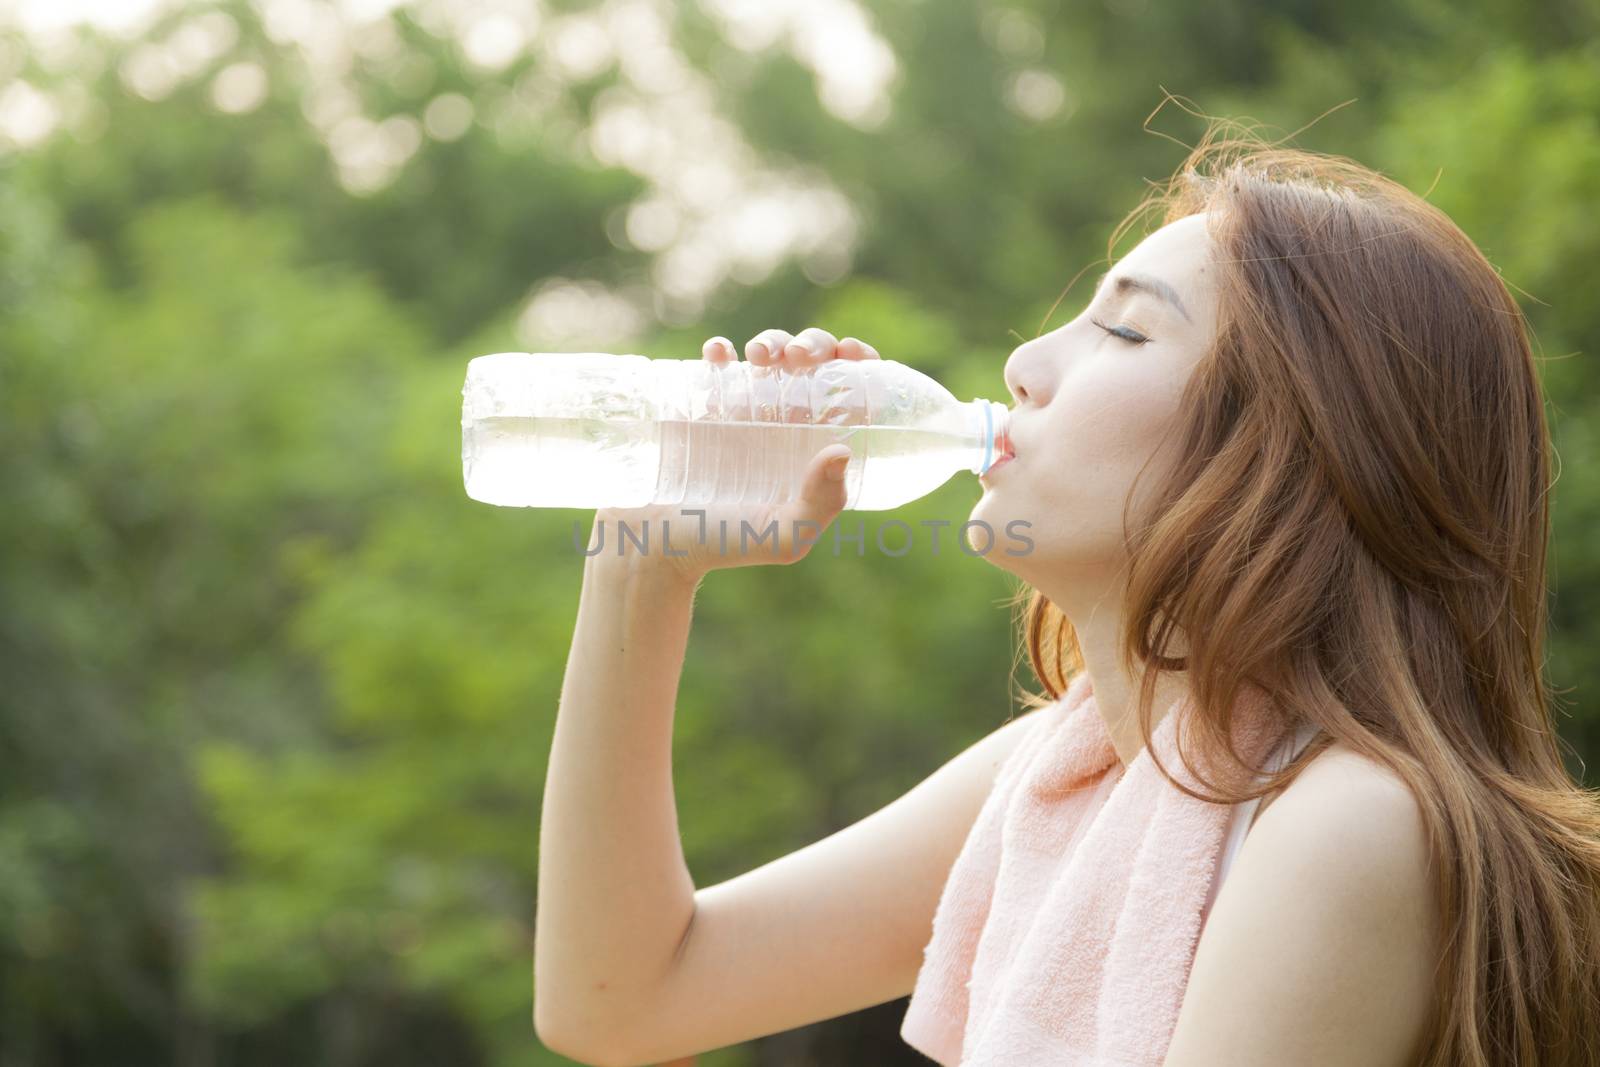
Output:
[461, 351, 1013, 511]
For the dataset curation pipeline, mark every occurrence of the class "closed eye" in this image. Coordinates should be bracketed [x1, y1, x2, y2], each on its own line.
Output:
[1090, 317, 1150, 345]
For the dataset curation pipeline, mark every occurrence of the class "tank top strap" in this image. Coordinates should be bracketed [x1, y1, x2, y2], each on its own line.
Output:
[1202, 722, 1321, 922]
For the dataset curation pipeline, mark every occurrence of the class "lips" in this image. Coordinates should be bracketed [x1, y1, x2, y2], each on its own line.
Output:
[984, 417, 1019, 477]
[979, 454, 1013, 485]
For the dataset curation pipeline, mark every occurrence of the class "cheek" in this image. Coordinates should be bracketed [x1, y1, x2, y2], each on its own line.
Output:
[1052, 376, 1183, 487]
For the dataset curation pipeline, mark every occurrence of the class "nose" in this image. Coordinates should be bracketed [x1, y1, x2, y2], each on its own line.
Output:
[1004, 335, 1055, 407]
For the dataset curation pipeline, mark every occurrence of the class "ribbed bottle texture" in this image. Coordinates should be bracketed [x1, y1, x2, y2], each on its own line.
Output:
[461, 352, 1012, 511]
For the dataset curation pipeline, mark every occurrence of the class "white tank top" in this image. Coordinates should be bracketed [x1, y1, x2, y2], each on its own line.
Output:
[1199, 722, 1322, 926]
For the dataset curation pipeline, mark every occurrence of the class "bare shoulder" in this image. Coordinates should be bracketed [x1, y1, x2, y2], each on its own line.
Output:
[1259, 740, 1435, 906]
[1164, 740, 1440, 1067]
[1264, 739, 1427, 823]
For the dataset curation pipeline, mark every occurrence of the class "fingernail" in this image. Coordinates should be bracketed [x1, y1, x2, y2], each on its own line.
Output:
[828, 456, 849, 480]
[750, 342, 768, 360]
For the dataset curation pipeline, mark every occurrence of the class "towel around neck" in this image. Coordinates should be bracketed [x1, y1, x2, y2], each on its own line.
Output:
[900, 670, 1288, 1066]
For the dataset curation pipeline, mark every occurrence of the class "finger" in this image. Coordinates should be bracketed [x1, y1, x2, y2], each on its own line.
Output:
[836, 336, 877, 360]
[785, 327, 838, 368]
[702, 336, 736, 363]
[764, 329, 801, 369]
[746, 329, 793, 366]
[770, 444, 852, 563]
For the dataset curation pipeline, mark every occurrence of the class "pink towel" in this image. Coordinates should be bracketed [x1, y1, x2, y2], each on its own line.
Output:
[900, 671, 1287, 1065]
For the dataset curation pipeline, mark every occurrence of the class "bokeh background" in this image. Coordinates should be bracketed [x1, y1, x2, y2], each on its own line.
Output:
[3, 0, 1599, 1063]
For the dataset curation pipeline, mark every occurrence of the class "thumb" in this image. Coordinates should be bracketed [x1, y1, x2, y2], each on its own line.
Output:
[771, 444, 852, 563]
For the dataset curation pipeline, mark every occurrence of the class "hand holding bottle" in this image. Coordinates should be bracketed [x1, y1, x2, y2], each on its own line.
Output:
[589, 327, 882, 584]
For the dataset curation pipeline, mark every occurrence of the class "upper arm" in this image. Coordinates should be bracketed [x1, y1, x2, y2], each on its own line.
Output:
[606, 708, 1045, 1066]
[1163, 748, 1440, 1067]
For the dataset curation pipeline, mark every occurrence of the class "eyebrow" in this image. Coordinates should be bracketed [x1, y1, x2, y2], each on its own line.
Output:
[1093, 270, 1192, 324]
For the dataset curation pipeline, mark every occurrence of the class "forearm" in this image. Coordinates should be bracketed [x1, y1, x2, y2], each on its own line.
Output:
[535, 536, 702, 1045]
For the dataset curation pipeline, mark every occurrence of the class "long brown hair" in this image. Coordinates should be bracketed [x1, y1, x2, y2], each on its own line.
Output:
[1014, 117, 1600, 1064]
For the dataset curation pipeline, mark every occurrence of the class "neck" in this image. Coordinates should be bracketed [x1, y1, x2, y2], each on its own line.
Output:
[1043, 574, 1191, 769]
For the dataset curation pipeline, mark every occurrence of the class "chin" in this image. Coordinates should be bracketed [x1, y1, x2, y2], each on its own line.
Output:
[959, 503, 1024, 569]
[968, 486, 1008, 522]
[969, 485, 1030, 533]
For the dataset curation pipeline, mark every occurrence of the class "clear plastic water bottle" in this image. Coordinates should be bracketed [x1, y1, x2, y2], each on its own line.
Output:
[460, 351, 1013, 511]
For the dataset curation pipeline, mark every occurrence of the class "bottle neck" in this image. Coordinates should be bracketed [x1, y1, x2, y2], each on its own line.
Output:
[967, 399, 1014, 475]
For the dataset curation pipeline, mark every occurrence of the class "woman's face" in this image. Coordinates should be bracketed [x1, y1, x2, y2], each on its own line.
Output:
[969, 212, 1222, 583]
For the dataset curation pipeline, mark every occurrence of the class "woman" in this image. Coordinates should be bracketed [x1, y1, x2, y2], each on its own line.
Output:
[533, 125, 1600, 1066]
